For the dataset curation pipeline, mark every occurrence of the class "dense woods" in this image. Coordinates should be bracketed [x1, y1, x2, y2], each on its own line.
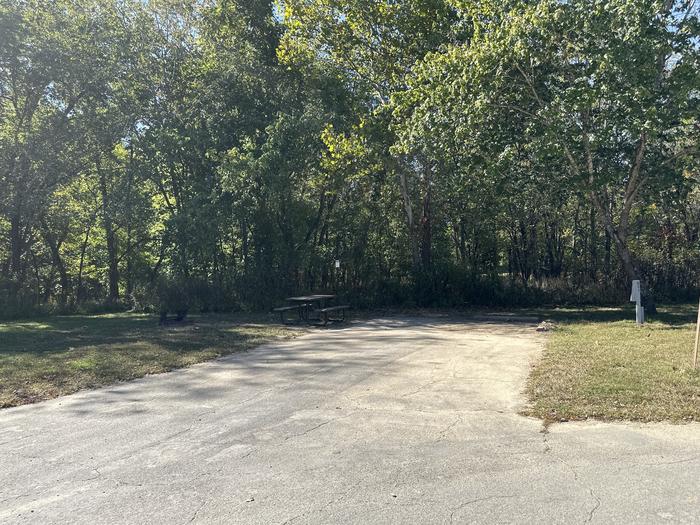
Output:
[1, 0, 698, 317]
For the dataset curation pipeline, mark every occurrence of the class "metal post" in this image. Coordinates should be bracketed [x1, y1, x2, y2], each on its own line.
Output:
[630, 280, 643, 325]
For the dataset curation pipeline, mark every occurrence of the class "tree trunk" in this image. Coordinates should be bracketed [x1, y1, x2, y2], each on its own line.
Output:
[604, 228, 612, 282]
[589, 205, 597, 280]
[125, 150, 134, 304]
[612, 232, 639, 282]
[241, 219, 249, 272]
[77, 220, 92, 304]
[397, 168, 420, 270]
[420, 166, 432, 270]
[125, 227, 133, 303]
[9, 211, 23, 285]
[97, 156, 120, 304]
[40, 219, 71, 306]
[592, 190, 640, 287]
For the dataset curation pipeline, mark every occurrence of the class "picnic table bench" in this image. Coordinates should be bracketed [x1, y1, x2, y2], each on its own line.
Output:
[273, 294, 350, 325]
[273, 304, 306, 324]
[315, 304, 350, 326]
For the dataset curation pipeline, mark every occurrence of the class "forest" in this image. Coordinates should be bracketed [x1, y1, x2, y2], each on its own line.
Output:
[1, 0, 699, 317]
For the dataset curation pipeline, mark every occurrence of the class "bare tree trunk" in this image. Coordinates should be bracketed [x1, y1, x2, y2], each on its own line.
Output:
[420, 165, 432, 270]
[563, 118, 645, 286]
[397, 168, 420, 270]
[97, 156, 119, 304]
[77, 220, 93, 304]
[241, 219, 249, 272]
[589, 205, 597, 280]
[125, 149, 134, 304]
[9, 211, 23, 285]
[593, 194, 639, 282]
[604, 227, 612, 283]
[40, 219, 71, 306]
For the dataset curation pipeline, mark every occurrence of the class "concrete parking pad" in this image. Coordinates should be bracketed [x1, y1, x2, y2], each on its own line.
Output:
[1, 317, 699, 524]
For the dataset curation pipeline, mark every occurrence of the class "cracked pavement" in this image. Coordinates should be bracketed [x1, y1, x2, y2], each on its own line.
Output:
[1, 316, 699, 524]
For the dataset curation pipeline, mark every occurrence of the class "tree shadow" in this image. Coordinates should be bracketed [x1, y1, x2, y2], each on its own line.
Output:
[529, 304, 697, 326]
[0, 313, 292, 407]
[2, 314, 527, 413]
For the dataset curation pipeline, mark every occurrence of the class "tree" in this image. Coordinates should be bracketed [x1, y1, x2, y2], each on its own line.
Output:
[279, 0, 462, 273]
[0, 1, 92, 303]
[1, 0, 698, 315]
[397, 0, 700, 290]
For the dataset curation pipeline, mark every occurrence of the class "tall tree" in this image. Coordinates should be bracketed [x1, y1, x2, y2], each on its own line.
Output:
[397, 0, 700, 288]
[279, 0, 462, 272]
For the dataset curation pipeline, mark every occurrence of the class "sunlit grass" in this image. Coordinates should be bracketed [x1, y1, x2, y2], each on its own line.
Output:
[0, 321, 53, 332]
[0, 313, 301, 408]
[524, 305, 700, 423]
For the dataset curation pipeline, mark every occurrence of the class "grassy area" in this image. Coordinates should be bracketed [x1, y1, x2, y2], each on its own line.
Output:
[524, 304, 700, 423]
[0, 313, 301, 408]
[5, 305, 699, 422]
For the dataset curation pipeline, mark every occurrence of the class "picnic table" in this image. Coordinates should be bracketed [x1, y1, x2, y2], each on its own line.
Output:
[273, 294, 349, 325]
[286, 295, 334, 322]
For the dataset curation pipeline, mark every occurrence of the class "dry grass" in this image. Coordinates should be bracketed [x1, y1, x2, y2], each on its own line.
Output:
[0, 313, 301, 408]
[524, 305, 700, 423]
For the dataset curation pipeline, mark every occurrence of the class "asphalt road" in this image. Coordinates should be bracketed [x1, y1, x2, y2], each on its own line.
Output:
[1, 317, 699, 524]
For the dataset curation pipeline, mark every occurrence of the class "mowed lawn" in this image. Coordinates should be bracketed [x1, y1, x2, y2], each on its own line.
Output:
[525, 305, 700, 423]
[0, 313, 300, 408]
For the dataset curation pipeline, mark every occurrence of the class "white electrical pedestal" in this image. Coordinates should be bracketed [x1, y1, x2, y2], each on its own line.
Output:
[630, 280, 644, 325]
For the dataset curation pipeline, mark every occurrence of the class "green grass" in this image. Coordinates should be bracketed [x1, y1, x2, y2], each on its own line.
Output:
[524, 305, 700, 423]
[0, 313, 301, 408]
[5, 305, 699, 422]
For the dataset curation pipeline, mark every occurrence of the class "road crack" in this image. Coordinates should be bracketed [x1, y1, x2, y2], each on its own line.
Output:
[585, 488, 601, 523]
[283, 413, 353, 441]
[437, 416, 463, 441]
[449, 495, 518, 523]
[188, 499, 207, 523]
[402, 377, 442, 398]
[284, 420, 331, 441]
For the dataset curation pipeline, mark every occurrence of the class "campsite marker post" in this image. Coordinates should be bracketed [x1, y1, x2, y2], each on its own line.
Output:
[630, 280, 644, 325]
[334, 260, 341, 294]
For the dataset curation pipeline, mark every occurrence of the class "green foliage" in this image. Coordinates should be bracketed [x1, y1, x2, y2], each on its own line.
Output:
[0, 0, 698, 316]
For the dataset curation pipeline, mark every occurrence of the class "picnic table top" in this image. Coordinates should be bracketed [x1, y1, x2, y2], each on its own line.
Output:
[286, 294, 336, 302]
